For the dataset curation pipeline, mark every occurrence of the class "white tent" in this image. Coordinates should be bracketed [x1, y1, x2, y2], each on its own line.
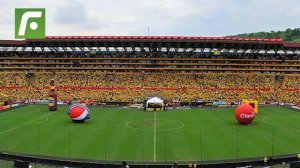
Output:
[146, 97, 164, 107]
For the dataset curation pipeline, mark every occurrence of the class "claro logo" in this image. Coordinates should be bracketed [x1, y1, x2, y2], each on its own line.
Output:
[15, 8, 45, 39]
[240, 113, 255, 119]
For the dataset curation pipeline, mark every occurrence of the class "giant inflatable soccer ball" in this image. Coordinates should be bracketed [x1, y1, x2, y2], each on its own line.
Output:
[235, 104, 255, 125]
[67, 104, 90, 123]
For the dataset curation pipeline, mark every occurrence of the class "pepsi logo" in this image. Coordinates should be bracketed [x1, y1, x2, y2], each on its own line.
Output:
[68, 104, 90, 122]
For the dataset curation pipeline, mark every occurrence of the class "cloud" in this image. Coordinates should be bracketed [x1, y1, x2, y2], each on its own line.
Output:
[54, 0, 87, 24]
[0, 0, 299, 39]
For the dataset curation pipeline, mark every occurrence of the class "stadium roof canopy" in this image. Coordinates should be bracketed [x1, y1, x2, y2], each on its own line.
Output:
[0, 36, 300, 53]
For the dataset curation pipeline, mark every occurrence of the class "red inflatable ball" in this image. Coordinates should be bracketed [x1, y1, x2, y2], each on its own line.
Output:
[67, 104, 90, 123]
[235, 104, 255, 125]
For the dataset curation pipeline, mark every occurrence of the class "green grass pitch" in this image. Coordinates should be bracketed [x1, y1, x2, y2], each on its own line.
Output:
[0, 105, 299, 162]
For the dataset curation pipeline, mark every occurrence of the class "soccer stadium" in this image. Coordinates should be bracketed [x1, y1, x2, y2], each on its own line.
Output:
[1, 35, 300, 168]
[2, 0, 300, 167]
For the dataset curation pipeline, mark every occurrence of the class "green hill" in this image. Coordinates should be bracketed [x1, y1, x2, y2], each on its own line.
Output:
[233, 28, 300, 42]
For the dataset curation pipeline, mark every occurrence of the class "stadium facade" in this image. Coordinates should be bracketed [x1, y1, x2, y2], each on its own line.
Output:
[0, 36, 300, 73]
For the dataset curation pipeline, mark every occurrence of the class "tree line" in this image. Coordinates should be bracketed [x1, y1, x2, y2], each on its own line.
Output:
[234, 28, 300, 42]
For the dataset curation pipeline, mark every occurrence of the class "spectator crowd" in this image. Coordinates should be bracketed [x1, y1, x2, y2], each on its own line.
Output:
[0, 72, 300, 103]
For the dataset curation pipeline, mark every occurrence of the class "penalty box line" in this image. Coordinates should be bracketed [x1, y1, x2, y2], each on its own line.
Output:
[0, 112, 53, 134]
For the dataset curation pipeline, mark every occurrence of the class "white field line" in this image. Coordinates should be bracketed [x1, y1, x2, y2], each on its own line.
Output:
[125, 119, 184, 132]
[0, 113, 53, 134]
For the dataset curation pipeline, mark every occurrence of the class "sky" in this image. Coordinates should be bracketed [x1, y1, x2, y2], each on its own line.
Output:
[1, 0, 300, 39]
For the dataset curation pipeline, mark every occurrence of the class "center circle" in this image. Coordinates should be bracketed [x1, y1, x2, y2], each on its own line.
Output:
[30, 22, 38, 30]
[126, 119, 184, 131]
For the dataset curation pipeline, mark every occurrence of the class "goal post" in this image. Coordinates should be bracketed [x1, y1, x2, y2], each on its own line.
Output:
[242, 99, 258, 114]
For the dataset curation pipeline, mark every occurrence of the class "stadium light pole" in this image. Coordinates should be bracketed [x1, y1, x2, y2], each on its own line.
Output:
[271, 127, 275, 158]
[105, 128, 107, 163]
[104, 128, 107, 168]
[68, 127, 71, 167]
[141, 130, 144, 167]
[165, 132, 167, 165]
[5, 123, 8, 168]
[35, 126, 40, 167]
[37, 126, 40, 162]
[5, 123, 7, 152]
[236, 128, 239, 162]
[153, 109, 157, 162]
[200, 131, 203, 162]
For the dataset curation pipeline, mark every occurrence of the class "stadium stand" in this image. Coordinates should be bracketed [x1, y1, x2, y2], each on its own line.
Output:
[0, 72, 299, 103]
[0, 36, 300, 104]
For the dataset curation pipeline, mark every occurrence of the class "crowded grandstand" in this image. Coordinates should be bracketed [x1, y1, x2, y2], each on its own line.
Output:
[0, 36, 300, 105]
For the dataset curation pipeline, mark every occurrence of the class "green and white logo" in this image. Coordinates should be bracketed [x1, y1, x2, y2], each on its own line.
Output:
[15, 8, 45, 39]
